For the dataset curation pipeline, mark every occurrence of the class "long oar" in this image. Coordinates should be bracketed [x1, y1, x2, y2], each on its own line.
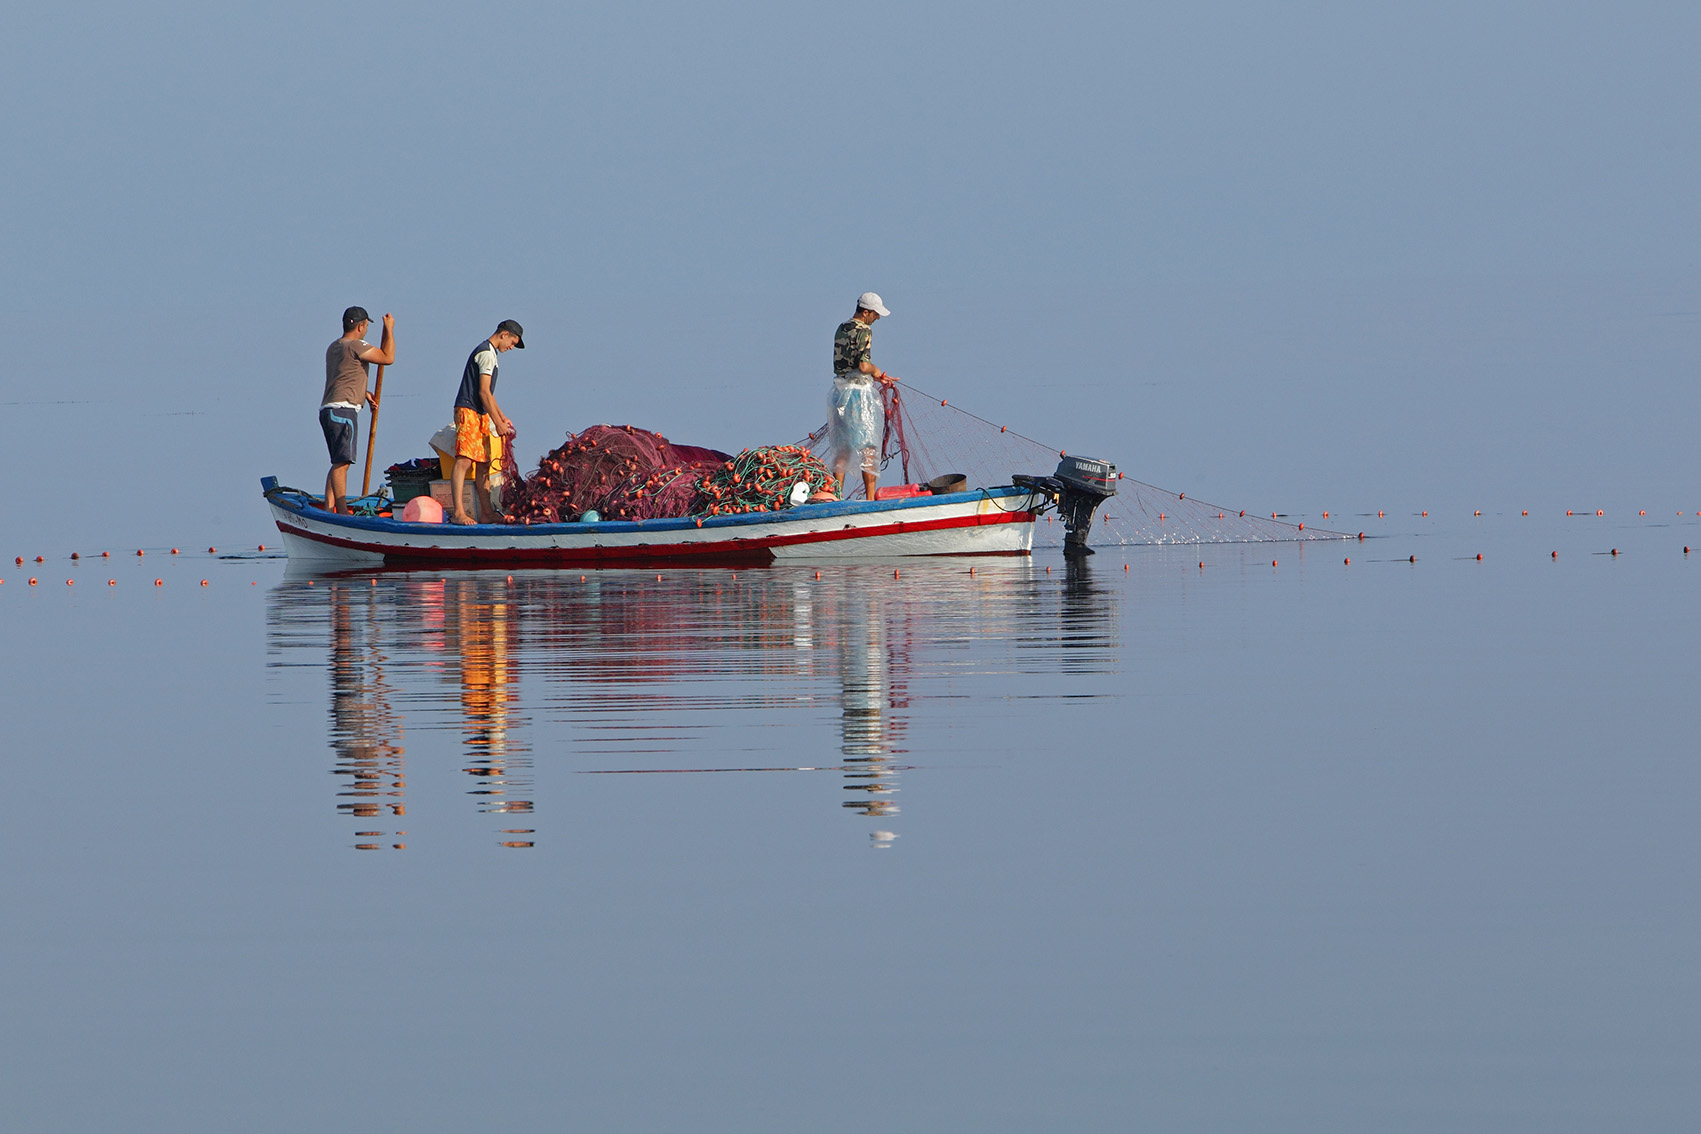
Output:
[360, 363, 386, 497]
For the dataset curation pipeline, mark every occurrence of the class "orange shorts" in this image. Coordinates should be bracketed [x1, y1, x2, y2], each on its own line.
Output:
[455, 406, 503, 465]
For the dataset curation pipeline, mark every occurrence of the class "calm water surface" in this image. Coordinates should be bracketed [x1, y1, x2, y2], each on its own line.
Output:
[2, 516, 1697, 1130]
[266, 560, 1119, 852]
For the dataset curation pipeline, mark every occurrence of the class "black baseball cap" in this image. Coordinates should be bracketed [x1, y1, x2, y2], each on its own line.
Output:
[497, 319, 526, 348]
[342, 306, 372, 331]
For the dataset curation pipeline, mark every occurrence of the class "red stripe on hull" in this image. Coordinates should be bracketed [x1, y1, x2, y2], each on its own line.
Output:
[275, 509, 1035, 568]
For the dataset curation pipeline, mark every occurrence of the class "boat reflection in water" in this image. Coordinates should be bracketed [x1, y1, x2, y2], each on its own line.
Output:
[267, 558, 1118, 851]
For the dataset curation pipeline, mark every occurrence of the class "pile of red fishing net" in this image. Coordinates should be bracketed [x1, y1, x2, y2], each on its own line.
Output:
[503, 426, 843, 524]
[502, 425, 730, 524]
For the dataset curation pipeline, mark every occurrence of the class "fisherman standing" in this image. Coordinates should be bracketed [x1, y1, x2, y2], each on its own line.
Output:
[829, 292, 896, 500]
[321, 306, 395, 514]
[449, 319, 524, 525]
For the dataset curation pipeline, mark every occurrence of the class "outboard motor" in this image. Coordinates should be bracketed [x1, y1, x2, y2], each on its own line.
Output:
[1013, 455, 1118, 555]
[1053, 455, 1117, 554]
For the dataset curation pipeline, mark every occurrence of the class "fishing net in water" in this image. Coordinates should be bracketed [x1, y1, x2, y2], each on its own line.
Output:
[502, 424, 730, 523]
[805, 382, 1351, 545]
[697, 446, 837, 516]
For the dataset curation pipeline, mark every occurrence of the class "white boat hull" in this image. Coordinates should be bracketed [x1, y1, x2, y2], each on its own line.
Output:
[262, 478, 1041, 568]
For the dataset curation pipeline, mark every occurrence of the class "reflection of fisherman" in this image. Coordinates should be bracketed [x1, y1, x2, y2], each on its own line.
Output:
[838, 585, 887, 758]
[837, 580, 901, 829]
[830, 292, 896, 500]
[448, 578, 534, 831]
[324, 582, 407, 839]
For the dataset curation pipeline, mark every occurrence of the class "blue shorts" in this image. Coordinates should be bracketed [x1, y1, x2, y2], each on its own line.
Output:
[320, 405, 358, 467]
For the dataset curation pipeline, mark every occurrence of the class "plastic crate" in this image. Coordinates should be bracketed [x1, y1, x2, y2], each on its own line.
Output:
[387, 473, 434, 504]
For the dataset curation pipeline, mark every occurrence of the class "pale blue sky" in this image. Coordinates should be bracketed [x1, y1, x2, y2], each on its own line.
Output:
[5, 2, 1699, 544]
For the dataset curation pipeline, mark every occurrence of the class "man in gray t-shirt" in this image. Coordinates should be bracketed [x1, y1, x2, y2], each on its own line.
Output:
[320, 305, 396, 513]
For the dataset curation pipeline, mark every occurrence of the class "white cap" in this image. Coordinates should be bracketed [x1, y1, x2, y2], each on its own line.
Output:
[857, 291, 891, 317]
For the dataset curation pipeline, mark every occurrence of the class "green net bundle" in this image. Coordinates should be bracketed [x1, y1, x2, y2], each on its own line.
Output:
[695, 446, 836, 516]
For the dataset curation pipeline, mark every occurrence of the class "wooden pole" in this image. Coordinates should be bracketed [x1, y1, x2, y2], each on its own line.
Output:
[361, 363, 386, 497]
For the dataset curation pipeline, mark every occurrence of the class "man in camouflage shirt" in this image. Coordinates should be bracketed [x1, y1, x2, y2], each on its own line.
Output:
[828, 291, 895, 499]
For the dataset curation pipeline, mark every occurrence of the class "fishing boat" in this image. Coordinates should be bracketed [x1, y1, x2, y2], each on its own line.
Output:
[260, 456, 1117, 568]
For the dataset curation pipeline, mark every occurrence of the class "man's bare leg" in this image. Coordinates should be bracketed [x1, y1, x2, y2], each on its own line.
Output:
[832, 455, 849, 498]
[859, 449, 880, 501]
[450, 456, 476, 524]
[325, 463, 351, 513]
[473, 465, 496, 523]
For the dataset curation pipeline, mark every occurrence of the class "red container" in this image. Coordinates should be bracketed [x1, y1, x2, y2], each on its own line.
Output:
[873, 484, 927, 501]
